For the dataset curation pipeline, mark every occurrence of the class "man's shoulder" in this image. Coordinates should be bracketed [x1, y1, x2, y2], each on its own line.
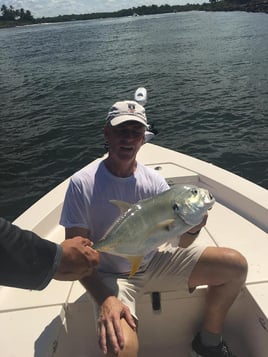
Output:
[71, 160, 103, 183]
[137, 162, 164, 179]
[136, 163, 169, 193]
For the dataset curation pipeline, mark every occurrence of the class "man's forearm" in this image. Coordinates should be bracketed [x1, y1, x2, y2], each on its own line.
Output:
[179, 231, 200, 248]
[80, 269, 115, 305]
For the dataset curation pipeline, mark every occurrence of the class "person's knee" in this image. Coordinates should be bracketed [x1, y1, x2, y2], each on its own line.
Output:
[189, 246, 248, 289]
[108, 319, 139, 357]
[120, 340, 139, 357]
[112, 339, 139, 357]
[223, 248, 248, 283]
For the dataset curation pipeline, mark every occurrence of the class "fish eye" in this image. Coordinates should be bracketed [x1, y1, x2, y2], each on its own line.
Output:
[191, 188, 198, 195]
[172, 203, 180, 213]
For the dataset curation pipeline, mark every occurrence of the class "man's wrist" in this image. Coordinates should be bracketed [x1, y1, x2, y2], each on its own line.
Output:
[185, 229, 201, 237]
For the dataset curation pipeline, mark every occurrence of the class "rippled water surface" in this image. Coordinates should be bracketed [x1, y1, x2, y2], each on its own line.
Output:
[1, 12, 267, 221]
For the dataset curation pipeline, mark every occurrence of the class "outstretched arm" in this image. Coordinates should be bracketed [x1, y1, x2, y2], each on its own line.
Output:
[0, 218, 99, 290]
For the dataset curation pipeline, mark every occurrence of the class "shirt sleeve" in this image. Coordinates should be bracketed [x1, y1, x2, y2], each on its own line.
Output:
[60, 177, 91, 229]
[0, 217, 60, 290]
[37, 243, 62, 290]
[158, 177, 170, 193]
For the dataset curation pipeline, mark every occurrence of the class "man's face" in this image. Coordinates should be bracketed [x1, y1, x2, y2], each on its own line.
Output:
[105, 121, 145, 162]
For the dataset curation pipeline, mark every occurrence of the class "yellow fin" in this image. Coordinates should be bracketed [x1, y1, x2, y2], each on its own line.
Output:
[145, 219, 175, 237]
[127, 256, 144, 278]
[156, 219, 175, 231]
[110, 200, 132, 214]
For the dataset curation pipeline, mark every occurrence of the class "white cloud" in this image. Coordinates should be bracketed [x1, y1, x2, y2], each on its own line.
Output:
[2, 0, 200, 17]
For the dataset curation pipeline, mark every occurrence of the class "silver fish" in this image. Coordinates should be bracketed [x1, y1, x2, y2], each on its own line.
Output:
[94, 184, 215, 276]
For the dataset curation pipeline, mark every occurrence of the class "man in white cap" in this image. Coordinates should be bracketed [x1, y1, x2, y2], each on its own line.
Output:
[60, 99, 247, 357]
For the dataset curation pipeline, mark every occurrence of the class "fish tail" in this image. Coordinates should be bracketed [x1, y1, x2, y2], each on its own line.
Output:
[127, 256, 144, 278]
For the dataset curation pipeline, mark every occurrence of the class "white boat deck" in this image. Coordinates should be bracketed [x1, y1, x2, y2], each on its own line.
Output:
[1, 143, 267, 356]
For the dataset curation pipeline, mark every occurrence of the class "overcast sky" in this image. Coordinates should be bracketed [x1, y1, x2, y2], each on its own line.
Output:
[3, 0, 201, 18]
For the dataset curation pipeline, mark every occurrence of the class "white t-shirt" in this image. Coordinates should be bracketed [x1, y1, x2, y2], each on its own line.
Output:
[60, 160, 170, 273]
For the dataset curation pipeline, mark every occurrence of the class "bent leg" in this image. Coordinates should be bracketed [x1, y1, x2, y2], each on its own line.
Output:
[189, 246, 248, 334]
[107, 318, 139, 357]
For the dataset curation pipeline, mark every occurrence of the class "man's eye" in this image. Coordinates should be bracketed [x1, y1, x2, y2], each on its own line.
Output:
[116, 129, 127, 136]
[117, 130, 143, 138]
[133, 131, 143, 137]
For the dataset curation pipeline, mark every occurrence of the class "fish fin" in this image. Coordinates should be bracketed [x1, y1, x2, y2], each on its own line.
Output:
[146, 219, 175, 236]
[127, 256, 144, 278]
[156, 219, 175, 231]
[110, 200, 132, 214]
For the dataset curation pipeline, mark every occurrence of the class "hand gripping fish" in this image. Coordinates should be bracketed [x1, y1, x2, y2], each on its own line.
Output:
[93, 185, 215, 277]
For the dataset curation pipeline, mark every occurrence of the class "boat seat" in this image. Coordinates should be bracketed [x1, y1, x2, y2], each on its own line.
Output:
[207, 201, 268, 285]
[146, 162, 199, 185]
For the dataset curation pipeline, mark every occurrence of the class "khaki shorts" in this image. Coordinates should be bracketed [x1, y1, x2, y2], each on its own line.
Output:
[94, 243, 206, 320]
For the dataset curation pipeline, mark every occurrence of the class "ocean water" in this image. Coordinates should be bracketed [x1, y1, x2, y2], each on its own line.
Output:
[0, 11, 267, 221]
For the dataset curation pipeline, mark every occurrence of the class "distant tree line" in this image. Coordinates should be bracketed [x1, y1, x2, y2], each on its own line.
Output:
[34, 1, 268, 24]
[0, 1, 267, 28]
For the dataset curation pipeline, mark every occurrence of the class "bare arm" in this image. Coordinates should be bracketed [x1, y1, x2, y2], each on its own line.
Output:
[179, 213, 208, 248]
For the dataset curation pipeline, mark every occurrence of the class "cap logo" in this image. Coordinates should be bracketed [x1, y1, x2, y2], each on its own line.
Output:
[128, 103, 136, 113]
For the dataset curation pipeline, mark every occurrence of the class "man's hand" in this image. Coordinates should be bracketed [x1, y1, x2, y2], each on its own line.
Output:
[53, 237, 100, 281]
[187, 212, 208, 235]
[179, 213, 208, 248]
[98, 296, 136, 355]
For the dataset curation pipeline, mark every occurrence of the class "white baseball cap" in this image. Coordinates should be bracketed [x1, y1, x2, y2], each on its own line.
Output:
[106, 100, 149, 129]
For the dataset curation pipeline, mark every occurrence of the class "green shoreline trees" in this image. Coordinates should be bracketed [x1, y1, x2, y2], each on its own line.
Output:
[1, 4, 33, 20]
[1, 1, 267, 28]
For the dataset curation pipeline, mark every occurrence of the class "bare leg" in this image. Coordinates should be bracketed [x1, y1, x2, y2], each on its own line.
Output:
[189, 246, 248, 333]
[107, 318, 139, 357]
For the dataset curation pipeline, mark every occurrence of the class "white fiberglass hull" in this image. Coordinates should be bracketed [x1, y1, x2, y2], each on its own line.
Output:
[1, 143, 267, 356]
